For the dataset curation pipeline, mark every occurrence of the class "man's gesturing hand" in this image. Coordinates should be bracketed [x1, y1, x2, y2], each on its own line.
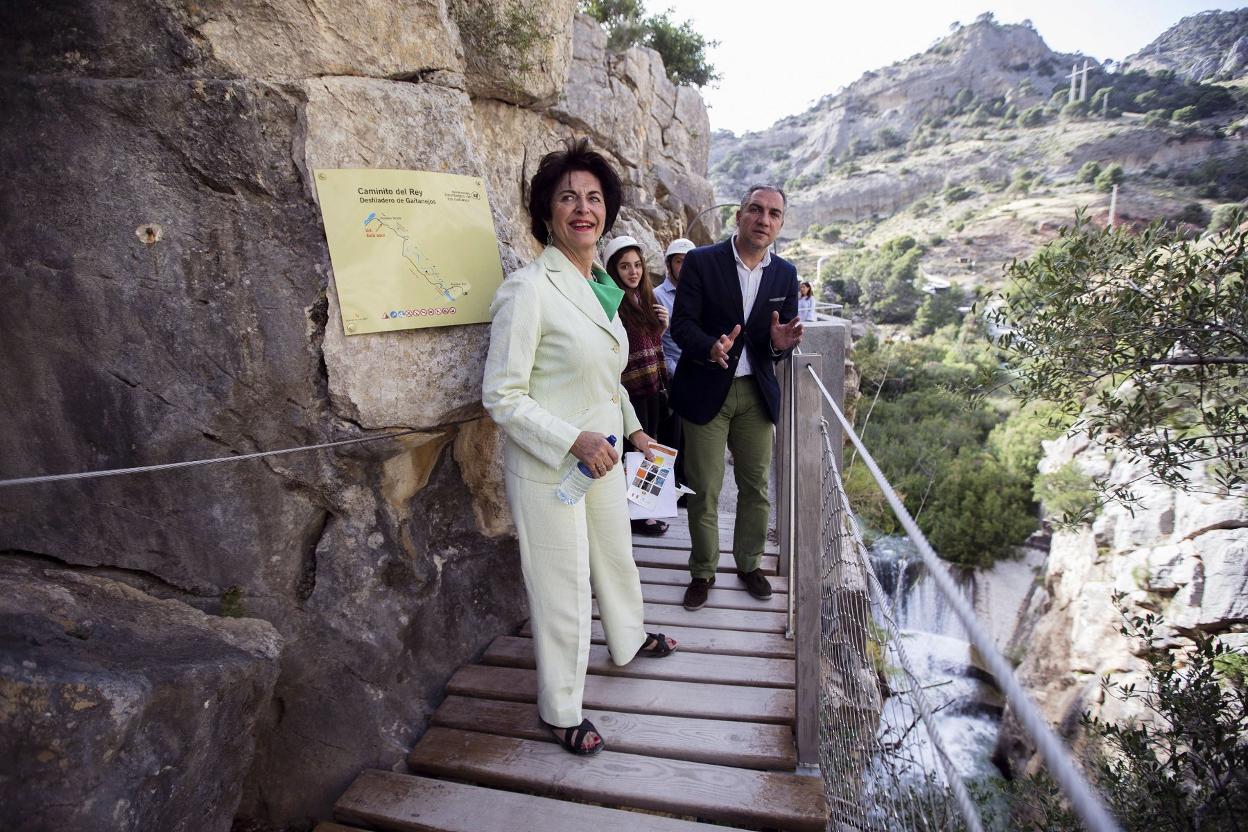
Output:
[709, 324, 742, 369]
[770, 312, 804, 351]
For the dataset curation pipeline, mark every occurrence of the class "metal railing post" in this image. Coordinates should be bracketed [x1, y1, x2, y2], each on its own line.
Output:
[776, 357, 793, 581]
[793, 352, 823, 768]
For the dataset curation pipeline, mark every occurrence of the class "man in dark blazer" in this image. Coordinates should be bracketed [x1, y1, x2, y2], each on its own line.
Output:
[670, 185, 804, 610]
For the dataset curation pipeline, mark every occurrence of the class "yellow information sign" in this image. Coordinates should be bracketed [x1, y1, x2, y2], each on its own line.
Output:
[314, 169, 503, 334]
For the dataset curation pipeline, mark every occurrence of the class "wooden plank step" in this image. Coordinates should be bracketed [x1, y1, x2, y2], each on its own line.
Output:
[431, 695, 797, 770]
[408, 728, 826, 832]
[520, 620, 795, 659]
[636, 566, 788, 594]
[630, 528, 779, 556]
[594, 601, 787, 634]
[632, 547, 778, 574]
[641, 581, 788, 613]
[483, 635, 794, 688]
[336, 769, 737, 831]
[447, 665, 794, 724]
[314, 823, 371, 832]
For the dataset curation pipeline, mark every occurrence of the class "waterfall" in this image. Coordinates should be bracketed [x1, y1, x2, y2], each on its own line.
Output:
[869, 535, 1004, 780]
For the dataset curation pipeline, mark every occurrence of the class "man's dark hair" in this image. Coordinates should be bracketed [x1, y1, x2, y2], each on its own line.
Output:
[528, 137, 623, 245]
[740, 184, 787, 208]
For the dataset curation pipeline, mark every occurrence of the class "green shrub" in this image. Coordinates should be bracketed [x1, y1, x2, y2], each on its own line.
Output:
[1010, 168, 1038, 193]
[919, 453, 1037, 567]
[943, 184, 974, 203]
[1077, 160, 1101, 183]
[1033, 461, 1098, 523]
[1174, 202, 1207, 227]
[452, 0, 544, 82]
[875, 126, 906, 149]
[1061, 100, 1088, 119]
[1089, 86, 1114, 113]
[1017, 105, 1046, 128]
[913, 286, 968, 336]
[580, 0, 718, 86]
[1142, 108, 1171, 128]
[1206, 203, 1245, 235]
[834, 236, 926, 324]
[987, 402, 1068, 479]
[1172, 104, 1200, 123]
[1094, 162, 1125, 192]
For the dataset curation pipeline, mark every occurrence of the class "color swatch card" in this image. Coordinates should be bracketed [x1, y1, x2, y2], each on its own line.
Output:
[625, 443, 677, 510]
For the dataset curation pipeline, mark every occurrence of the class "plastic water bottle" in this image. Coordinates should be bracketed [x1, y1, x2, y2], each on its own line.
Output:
[555, 435, 616, 505]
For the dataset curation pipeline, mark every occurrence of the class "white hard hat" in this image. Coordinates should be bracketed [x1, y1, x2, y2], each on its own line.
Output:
[602, 235, 643, 266]
[665, 238, 696, 259]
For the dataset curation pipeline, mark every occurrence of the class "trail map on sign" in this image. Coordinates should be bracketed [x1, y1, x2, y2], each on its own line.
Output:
[314, 169, 503, 334]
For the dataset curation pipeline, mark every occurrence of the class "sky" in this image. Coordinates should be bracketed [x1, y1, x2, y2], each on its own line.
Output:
[658, 0, 1246, 134]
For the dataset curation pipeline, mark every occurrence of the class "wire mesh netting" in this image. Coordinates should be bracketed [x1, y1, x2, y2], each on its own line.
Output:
[816, 420, 984, 832]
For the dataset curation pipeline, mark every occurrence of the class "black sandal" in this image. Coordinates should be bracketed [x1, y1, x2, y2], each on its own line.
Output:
[542, 717, 605, 756]
[631, 518, 670, 536]
[639, 632, 677, 658]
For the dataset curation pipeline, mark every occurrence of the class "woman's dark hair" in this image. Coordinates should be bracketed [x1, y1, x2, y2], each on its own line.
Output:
[607, 246, 664, 335]
[800, 281, 813, 296]
[528, 137, 623, 245]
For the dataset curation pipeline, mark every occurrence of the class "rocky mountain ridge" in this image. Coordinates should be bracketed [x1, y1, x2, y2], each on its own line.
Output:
[710, 13, 1247, 289]
[1126, 7, 1248, 83]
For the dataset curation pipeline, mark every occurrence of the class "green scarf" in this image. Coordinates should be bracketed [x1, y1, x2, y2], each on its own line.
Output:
[587, 264, 624, 321]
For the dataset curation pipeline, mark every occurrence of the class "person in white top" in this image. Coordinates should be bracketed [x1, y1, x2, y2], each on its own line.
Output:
[654, 238, 694, 376]
[798, 281, 816, 322]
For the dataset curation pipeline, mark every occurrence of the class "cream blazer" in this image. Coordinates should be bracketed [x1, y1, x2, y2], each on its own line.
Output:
[482, 246, 642, 484]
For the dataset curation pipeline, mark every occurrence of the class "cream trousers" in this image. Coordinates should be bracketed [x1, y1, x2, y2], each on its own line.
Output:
[505, 463, 647, 727]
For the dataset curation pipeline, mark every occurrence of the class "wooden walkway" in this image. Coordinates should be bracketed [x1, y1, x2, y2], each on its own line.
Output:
[321, 511, 827, 832]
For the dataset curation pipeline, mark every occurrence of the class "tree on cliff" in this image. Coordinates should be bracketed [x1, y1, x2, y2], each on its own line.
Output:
[990, 211, 1248, 502]
[580, 0, 719, 87]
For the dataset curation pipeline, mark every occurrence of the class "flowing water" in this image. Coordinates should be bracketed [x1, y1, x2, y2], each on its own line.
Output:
[868, 535, 1005, 781]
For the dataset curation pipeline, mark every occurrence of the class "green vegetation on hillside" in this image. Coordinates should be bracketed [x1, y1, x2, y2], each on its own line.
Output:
[580, 0, 719, 86]
[848, 325, 1053, 567]
[822, 236, 925, 324]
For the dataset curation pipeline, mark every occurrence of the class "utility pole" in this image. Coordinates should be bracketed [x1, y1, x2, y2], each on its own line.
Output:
[1079, 60, 1089, 102]
[1067, 63, 1079, 104]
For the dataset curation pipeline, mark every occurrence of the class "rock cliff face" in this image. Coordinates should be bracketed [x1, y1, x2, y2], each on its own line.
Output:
[996, 433, 1248, 774]
[1125, 9, 1248, 83]
[0, 2, 713, 826]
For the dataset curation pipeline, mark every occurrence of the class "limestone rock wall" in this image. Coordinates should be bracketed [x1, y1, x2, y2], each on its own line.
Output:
[0, 2, 713, 827]
[0, 559, 282, 832]
[995, 434, 1248, 774]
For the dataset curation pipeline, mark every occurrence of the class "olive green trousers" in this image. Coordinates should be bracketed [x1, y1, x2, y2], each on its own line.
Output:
[682, 376, 774, 579]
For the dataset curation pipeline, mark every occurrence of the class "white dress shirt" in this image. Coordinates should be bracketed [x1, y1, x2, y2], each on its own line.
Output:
[731, 235, 771, 377]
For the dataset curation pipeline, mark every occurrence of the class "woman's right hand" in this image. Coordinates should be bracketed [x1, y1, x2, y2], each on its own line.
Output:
[570, 431, 619, 478]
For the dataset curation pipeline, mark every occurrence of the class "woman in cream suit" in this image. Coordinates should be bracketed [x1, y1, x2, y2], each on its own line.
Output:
[482, 139, 677, 756]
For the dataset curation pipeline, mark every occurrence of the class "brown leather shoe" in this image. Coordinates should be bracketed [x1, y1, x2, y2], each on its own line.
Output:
[682, 576, 715, 610]
[737, 568, 773, 600]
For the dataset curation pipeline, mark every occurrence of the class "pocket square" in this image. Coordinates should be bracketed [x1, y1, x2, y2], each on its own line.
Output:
[768, 296, 784, 302]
